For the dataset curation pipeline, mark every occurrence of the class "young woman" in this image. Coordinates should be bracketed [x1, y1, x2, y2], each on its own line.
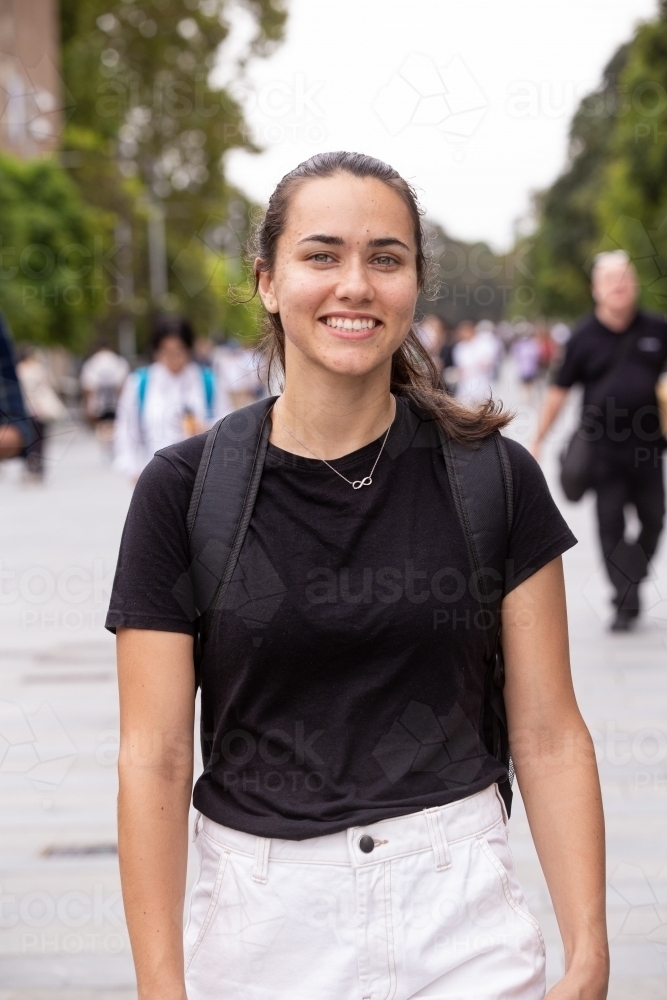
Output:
[108, 153, 608, 1000]
[113, 315, 219, 480]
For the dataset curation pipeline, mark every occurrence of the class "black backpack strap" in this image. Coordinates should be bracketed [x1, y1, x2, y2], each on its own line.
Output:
[439, 429, 515, 815]
[172, 396, 277, 629]
[440, 432, 513, 654]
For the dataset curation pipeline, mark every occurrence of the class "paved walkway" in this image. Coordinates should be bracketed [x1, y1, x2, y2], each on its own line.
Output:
[0, 385, 665, 999]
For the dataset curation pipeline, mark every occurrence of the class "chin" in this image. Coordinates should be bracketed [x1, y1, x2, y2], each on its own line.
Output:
[319, 359, 385, 379]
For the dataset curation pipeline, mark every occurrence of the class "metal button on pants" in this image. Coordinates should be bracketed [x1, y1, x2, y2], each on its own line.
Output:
[184, 784, 546, 1000]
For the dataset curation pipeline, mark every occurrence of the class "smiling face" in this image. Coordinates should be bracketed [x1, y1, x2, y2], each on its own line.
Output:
[256, 172, 420, 381]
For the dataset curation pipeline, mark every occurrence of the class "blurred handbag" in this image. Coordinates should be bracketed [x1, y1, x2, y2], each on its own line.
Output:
[559, 328, 637, 502]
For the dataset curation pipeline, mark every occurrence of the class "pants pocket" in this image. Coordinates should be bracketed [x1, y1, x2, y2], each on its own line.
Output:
[185, 844, 231, 972]
[476, 833, 546, 957]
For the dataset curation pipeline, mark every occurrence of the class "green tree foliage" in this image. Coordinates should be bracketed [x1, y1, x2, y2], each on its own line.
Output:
[518, 4, 667, 320]
[59, 0, 286, 348]
[514, 45, 630, 320]
[0, 155, 108, 348]
[596, 13, 667, 308]
[420, 222, 508, 327]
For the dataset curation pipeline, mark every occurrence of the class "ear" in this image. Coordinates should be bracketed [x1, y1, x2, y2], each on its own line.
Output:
[255, 260, 279, 314]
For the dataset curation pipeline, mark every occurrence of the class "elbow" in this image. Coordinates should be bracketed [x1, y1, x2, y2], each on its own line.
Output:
[510, 715, 597, 774]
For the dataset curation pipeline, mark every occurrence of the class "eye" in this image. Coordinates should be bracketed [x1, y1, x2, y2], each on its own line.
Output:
[373, 254, 399, 267]
[308, 252, 335, 264]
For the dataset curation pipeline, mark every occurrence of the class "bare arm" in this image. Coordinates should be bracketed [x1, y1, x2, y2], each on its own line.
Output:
[502, 558, 608, 999]
[532, 385, 569, 457]
[0, 423, 23, 459]
[117, 628, 196, 1000]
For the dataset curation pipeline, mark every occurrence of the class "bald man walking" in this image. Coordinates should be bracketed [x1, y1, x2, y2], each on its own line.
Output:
[533, 251, 667, 631]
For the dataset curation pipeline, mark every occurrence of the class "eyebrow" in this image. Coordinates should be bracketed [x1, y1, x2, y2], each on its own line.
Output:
[297, 234, 411, 252]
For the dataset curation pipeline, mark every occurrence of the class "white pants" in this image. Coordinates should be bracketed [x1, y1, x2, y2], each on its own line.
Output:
[184, 784, 546, 1000]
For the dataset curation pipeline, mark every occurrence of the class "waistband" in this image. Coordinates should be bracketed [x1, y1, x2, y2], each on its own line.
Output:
[197, 783, 507, 875]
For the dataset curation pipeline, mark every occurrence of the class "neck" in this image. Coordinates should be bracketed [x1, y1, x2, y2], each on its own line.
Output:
[271, 353, 395, 461]
[595, 303, 636, 333]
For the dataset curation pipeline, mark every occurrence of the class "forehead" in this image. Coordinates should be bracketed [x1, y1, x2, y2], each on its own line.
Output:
[159, 335, 187, 348]
[594, 261, 636, 281]
[282, 173, 416, 245]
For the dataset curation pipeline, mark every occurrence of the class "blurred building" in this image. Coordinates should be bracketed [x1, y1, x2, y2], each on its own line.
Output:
[0, 0, 62, 157]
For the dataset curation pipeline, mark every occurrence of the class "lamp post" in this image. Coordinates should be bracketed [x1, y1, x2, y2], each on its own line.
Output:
[147, 198, 168, 305]
[115, 220, 136, 363]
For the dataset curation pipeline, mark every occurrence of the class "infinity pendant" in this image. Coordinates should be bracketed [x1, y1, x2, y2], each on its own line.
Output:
[352, 476, 373, 489]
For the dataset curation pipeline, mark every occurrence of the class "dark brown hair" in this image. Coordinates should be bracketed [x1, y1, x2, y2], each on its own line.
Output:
[250, 151, 510, 443]
[150, 314, 194, 353]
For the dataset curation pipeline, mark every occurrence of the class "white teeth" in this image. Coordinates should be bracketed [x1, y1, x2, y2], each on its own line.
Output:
[324, 317, 376, 329]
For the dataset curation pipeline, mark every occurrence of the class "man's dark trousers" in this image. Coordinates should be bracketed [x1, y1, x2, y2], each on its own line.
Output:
[594, 445, 665, 615]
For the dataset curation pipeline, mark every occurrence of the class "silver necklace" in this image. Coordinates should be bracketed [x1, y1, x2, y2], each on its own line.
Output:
[275, 398, 395, 490]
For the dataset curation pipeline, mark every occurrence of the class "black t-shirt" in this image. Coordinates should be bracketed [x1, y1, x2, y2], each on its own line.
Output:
[106, 398, 576, 840]
[553, 310, 667, 460]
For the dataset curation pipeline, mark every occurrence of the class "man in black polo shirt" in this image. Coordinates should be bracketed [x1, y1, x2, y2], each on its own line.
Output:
[532, 251, 667, 631]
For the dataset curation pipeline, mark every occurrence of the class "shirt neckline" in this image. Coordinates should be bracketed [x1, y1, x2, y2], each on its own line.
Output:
[267, 396, 407, 473]
[592, 310, 640, 337]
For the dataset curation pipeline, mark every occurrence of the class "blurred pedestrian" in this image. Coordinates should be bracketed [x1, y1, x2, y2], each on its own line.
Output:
[213, 339, 264, 412]
[451, 319, 498, 404]
[415, 313, 447, 372]
[535, 321, 558, 377]
[80, 339, 131, 459]
[476, 320, 503, 379]
[0, 313, 31, 461]
[193, 335, 216, 367]
[511, 323, 541, 404]
[532, 251, 667, 630]
[16, 346, 68, 482]
[113, 316, 218, 481]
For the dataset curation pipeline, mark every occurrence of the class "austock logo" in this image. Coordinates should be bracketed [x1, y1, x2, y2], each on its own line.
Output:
[373, 53, 487, 151]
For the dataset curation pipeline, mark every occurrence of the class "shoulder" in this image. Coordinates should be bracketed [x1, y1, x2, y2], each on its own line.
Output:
[123, 367, 143, 388]
[638, 310, 667, 336]
[567, 314, 598, 346]
[125, 433, 208, 542]
[499, 436, 577, 588]
[153, 432, 208, 490]
[551, 316, 595, 386]
[501, 436, 548, 489]
[501, 434, 576, 526]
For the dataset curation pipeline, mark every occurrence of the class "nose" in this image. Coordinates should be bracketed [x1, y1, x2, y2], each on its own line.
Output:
[334, 255, 375, 305]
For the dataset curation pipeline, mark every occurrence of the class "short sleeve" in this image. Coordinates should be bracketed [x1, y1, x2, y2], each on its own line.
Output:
[105, 436, 206, 635]
[552, 328, 585, 388]
[503, 438, 577, 593]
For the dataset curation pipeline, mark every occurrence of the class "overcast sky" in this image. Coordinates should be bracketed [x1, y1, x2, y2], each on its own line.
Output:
[219, 0, 658, 251]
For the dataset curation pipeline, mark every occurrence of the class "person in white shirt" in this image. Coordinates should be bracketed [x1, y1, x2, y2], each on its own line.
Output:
[452, 319, 499, 404]
[80, 342, 131, 459]
[16, 346, 68, 481]
[213, 339, 265, 411]
[80, 342, 131, 423]
[113, 316, 218, 481]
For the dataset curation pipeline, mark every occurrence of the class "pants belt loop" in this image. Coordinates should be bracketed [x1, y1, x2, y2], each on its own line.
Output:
[424, 807, 451, 872]
[252, 836, 271, 884]
[193, 811, 202, 843]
